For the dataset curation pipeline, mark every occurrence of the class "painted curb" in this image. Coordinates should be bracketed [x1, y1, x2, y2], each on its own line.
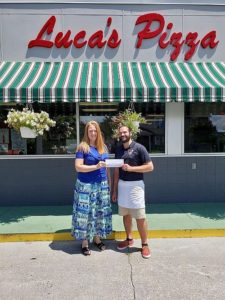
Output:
[1, 229, 225, 242]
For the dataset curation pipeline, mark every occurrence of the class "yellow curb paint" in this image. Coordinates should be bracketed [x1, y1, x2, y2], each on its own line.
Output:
[1, 229, 225, 242]
[115, 229, 225, 239]
[0, 233, 74, 243]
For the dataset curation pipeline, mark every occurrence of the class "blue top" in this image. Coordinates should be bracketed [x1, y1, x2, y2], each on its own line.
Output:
[115, 141, 151, 181]
[76, 146, 108, 183]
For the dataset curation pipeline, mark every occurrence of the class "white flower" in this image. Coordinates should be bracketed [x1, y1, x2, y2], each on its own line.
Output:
[5, 108, 56, 137]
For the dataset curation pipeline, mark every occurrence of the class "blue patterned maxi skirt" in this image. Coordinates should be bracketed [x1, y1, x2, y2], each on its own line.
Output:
[71, 179, 112, 242]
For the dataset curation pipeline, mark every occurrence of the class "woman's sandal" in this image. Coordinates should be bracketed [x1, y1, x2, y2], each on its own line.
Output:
[81, 246, 91, 256]
[94, 241, 106, 251]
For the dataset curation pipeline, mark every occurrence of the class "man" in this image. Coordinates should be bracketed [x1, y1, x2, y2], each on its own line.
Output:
[112, 125, 154, 259]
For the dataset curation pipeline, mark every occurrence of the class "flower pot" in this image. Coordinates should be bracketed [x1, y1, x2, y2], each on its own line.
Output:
[20, 127, 37, 138]
[132, 121, 140, 129]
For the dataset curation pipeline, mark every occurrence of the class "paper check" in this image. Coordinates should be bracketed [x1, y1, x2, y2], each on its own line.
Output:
[105, 159, 124, 167]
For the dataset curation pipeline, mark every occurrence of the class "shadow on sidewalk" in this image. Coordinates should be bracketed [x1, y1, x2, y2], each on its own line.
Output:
[48, 238, 138, 255]
[49, 240, 81, 255]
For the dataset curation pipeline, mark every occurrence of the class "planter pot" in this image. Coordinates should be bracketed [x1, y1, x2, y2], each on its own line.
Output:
[20, 127, 37, 138]
[132, 121, 140, 129]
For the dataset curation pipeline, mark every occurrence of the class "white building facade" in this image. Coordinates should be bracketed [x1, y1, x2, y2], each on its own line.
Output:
[0, 1, 225, 205]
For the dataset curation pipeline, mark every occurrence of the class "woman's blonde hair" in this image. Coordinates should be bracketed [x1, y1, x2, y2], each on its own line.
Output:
[76, 121, 105, 154]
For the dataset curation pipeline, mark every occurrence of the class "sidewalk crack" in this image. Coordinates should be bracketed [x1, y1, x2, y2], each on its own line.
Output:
[127, 250, 136, 300]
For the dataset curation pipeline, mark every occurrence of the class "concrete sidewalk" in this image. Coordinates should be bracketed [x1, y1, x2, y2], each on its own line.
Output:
[0, 238, 225, 300]
[1, 203, 225, 242]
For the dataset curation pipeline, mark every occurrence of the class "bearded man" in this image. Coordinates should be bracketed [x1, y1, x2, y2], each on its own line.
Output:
[112, 125, 154, 259]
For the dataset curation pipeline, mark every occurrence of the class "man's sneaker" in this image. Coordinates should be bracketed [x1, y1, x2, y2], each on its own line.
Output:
[117, 238, 134, 250]
[141, 244, 151, 259]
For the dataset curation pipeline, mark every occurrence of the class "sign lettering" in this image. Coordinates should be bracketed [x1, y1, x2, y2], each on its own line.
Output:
[28, 14, 219, 61]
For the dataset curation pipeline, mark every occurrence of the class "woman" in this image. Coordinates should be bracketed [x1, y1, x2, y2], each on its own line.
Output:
[71, 121, 112, 256]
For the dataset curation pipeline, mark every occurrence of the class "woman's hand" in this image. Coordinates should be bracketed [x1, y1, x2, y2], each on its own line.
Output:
[76, 159, 106, 173]
[96, 161, 106, 169]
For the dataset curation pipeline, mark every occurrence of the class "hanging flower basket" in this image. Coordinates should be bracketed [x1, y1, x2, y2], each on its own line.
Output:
[20, 126, 37, 138]
[5, 108, 56, 138]
[111, 108, 146, 140]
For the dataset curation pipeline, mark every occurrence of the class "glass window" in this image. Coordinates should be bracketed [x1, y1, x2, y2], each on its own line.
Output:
[0, 103, 77, 155]
[79, 102, 165, 154]
[185, 103, 225, 153]
[1, 102, 165, 155]
[136, 103, 165, 154]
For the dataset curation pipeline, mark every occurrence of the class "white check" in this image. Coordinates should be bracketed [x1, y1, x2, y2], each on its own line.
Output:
[105, 159, 124, 167]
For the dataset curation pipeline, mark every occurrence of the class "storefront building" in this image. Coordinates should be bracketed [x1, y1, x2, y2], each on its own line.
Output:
[0, 0, 225, 206]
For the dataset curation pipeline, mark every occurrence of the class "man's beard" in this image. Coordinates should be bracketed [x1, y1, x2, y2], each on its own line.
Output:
[120, 136, 131, 143]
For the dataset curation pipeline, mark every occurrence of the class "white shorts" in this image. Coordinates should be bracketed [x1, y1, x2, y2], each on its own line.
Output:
[117, 179, 145, 209]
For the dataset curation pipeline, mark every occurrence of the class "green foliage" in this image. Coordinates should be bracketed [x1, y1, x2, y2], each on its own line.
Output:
[50, 115, 76, 139]
[111, 108, 146, 140]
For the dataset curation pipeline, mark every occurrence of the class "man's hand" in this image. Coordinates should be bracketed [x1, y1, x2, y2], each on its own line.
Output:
[122, 164, 132, 172]
[122, 162, 154, 173]
[111, 191, 118, 203]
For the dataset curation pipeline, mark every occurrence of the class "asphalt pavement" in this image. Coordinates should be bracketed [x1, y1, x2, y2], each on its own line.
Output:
[0, 238, 225, 300]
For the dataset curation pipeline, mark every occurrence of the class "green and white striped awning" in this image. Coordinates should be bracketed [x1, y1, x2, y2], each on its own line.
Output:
[0, 61, 225, 103]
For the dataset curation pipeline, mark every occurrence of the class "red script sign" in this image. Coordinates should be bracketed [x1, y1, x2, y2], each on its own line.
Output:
[28, 14, 219, 61]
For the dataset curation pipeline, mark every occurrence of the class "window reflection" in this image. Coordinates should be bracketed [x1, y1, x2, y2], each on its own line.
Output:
[185, 103, 225, 153]
[80, 102, 165, 154]
[79, 103, 116, 153]
[1, 102, 165, 155]
[0, 103, 77, 155]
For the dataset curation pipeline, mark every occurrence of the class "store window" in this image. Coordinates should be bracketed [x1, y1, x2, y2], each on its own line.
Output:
[0, 103, 77, 155]
[185, 103, 225, 153]
[79, 102, 165, 154]
[0, 102, 165, 155]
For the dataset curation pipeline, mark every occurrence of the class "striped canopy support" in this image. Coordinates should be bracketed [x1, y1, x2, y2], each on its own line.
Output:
[0, 61, 225, 103]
